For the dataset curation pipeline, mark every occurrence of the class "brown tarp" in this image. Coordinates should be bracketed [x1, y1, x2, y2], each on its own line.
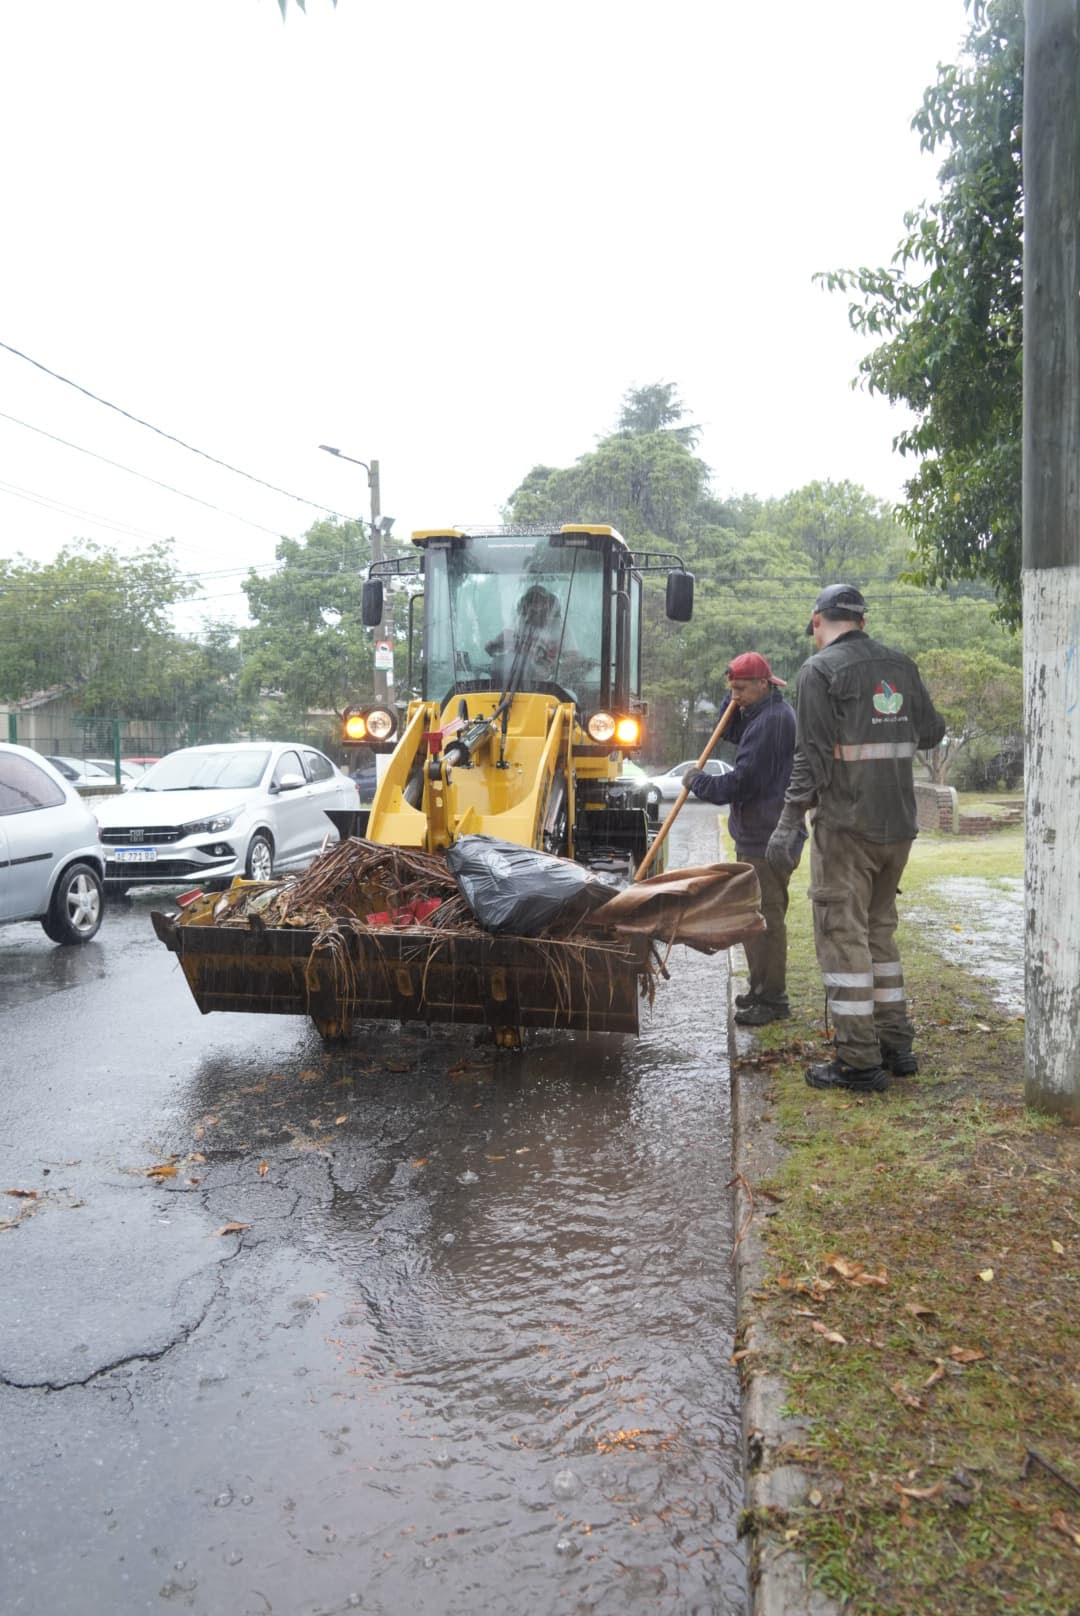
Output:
[585, 862, 765, 955]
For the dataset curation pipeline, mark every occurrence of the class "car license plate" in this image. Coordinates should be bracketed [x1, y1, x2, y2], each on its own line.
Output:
[114, 847, 157, 863]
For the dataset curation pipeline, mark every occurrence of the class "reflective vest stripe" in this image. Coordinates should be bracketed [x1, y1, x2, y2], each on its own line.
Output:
[829, 998, 875, 1016]
[833, 740, 918, 761]
[873, 986, 907, 1002]
[823, 971, 873, 989]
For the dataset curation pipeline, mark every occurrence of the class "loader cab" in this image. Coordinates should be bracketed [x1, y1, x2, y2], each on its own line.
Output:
[362, 524, 691, 718]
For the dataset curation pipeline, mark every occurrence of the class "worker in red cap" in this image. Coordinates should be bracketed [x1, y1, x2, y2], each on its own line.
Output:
[684, 651, 804, 1026]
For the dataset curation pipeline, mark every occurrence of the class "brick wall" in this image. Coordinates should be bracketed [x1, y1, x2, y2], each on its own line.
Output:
[914, 781, 958, 833]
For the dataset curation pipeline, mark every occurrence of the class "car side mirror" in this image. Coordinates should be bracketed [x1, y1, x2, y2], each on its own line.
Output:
[274, 772, 306, 792]
[665, 570, 694, 622]
[362, 579, 384, 627]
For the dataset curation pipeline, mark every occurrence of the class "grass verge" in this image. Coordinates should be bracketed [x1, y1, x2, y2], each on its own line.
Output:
[735, 813, 1080, 1615]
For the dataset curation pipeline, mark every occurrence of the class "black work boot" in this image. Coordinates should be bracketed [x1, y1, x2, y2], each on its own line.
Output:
[735, 998, 791, 1027]
[882, 1047, 919, 1076]
[806, 1058, 888, 1094]
[734, 989, 758, 1010]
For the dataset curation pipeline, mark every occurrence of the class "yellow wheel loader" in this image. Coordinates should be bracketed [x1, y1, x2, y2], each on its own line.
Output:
[153, 525, 724, 1044]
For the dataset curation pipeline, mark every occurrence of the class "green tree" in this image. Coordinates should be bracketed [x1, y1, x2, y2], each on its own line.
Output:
[0, 541, 194, 710]
[617, 382, 701, 447]
[761, 480, 910, 585]
[240, 518, 389, 723]
[819, 0, 1024, 625]
[918, 646, 1023, 783]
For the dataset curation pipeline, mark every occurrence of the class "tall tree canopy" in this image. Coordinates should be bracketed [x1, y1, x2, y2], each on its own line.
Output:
[505, 386, 1016, 760]
[0, 541, 196, 711]
[819, 0, 1024, 626]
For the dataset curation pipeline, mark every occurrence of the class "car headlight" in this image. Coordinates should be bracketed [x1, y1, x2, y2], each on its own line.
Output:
[181, 810, 239, 835]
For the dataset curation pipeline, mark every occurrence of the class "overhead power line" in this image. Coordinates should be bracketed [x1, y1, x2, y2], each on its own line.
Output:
[0, 410, 287, 538]
[0, 338, 350, 518]
[0, 479, 175, 544]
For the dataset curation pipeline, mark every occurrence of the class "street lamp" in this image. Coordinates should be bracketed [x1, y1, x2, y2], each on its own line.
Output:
[319, 445, 394, 702]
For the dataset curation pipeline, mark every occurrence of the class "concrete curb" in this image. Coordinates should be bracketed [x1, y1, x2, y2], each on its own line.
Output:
[728, 969, 845, 1616]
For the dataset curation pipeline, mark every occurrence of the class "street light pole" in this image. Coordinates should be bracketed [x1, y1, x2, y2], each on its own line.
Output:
[319, 445, 390, 704]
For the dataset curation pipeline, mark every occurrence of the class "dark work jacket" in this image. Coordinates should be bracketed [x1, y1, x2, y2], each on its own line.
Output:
[785, 631, 946, 843]
[687, 688, 797, 856]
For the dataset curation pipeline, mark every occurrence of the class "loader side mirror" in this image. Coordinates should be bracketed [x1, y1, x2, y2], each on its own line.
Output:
[362, 579, 384, 627]
[666, 570, 694, 622]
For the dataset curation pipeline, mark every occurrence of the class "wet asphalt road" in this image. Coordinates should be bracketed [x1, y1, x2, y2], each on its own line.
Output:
[0, 804, 746, 1616]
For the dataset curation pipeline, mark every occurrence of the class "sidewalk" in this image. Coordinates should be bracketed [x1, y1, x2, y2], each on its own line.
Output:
[726, 947, 1079, 1616]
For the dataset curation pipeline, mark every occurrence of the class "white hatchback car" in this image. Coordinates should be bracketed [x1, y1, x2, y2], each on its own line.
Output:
[0, 743, 106, 943]
[648, 757, 734, 801]
[92, 741, 359, 893]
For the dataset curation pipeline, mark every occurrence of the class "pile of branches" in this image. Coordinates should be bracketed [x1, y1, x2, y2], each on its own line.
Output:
[209, 838, 477, 935]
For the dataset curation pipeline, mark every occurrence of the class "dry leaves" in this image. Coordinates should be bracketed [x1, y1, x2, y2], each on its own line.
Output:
[904, 1301, 937, 1320]
[257, 1161, 269, 1177]
[4, 1188, 38, 1198]
[890, 1380, 926, 1412]
[1051, 1511, 1080, 1548]
[144, 1162, 178, 1180]
[822, 1254, 888, 1288]
[211, 1221, 251, 1237]
[895, 1481, 944, 1501]
[949, 1345, 986, 1364]
[810, 1321, 848, 1346]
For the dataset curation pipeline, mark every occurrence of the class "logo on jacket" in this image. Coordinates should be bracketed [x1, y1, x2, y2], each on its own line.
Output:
[873, 680, 904, 715]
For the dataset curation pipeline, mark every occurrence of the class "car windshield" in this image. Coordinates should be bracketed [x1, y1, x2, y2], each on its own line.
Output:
[135, 749, 271, 791]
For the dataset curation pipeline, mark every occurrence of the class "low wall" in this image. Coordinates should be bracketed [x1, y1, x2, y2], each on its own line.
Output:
[914, 781, 958, 833]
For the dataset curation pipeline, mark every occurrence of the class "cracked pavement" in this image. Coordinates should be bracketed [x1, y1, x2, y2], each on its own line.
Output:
[1, 805, 749, 1616]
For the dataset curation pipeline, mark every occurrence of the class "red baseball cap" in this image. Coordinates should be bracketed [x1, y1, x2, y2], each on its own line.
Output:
[726, 651, 786, 687]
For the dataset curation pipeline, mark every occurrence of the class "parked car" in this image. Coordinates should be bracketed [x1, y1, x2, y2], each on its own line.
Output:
[45, 754, 115, 788]
[0, 743, 106, 943]
[86, 757, 159, 788]
[648, 757, 734, 801]
[91, 741, 359, 893]
[620, 759, 662, 809]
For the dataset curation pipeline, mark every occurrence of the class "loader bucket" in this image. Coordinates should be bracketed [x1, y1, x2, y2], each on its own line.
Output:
[151, 908, 649, 1042]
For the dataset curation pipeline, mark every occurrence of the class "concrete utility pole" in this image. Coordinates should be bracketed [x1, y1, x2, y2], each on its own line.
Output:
[318, 446, 392, 705]
[1022, 0, 1080, 1122]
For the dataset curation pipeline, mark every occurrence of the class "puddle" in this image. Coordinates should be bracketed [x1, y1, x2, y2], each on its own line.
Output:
[910, 876, 1024, 1015]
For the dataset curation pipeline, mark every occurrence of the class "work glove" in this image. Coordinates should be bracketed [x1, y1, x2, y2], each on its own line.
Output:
[683, 770, 709, 798]
[765, 809, 807, 878]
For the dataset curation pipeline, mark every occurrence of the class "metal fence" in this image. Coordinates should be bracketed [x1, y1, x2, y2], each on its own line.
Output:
[6, 714, 349, 788]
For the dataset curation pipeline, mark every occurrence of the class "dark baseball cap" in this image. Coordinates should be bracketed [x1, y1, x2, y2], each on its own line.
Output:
[806, 583, 867, 635]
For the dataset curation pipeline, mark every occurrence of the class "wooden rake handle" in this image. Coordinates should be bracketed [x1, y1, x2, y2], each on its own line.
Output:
[633, 700, 737, 882]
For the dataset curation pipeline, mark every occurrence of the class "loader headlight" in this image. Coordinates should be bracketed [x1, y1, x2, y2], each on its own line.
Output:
[586, 711, 616, 744]
[585, 712, 641, 747]
[342, 705, 398, 743]
[365, 705, 397, 742]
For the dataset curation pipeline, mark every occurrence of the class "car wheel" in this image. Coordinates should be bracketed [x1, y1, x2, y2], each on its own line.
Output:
[245, 833, 274, 882]
[41, 863, 104, 945]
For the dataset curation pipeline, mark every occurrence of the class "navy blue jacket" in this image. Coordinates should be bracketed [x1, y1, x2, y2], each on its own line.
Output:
[687, 688, 797, 856]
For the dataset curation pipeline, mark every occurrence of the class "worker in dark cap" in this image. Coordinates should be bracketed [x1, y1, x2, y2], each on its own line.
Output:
[684, 651, 803, 1026]
[766, 585, 945, 1093]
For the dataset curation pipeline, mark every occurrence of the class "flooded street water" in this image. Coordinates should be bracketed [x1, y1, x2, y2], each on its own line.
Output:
[911, 875, 1024, 1015]
[1, 804, 746, 1616]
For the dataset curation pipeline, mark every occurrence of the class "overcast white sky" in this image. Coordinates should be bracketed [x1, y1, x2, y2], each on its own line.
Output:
[0, 0, 972, 626]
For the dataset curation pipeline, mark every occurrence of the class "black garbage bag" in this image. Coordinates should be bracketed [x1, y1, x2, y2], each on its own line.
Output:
[445, 836, 621, 936]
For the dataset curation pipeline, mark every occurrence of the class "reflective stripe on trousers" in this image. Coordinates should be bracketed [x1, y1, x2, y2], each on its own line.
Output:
[809, 822, 915, 1069]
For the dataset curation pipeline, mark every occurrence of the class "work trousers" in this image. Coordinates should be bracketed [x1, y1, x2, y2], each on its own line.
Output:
[809, 821, 915, 1070]
[742, 854, 790, 1003]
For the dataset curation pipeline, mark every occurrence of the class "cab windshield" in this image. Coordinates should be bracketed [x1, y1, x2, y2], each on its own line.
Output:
[423, 535, 605, 706]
